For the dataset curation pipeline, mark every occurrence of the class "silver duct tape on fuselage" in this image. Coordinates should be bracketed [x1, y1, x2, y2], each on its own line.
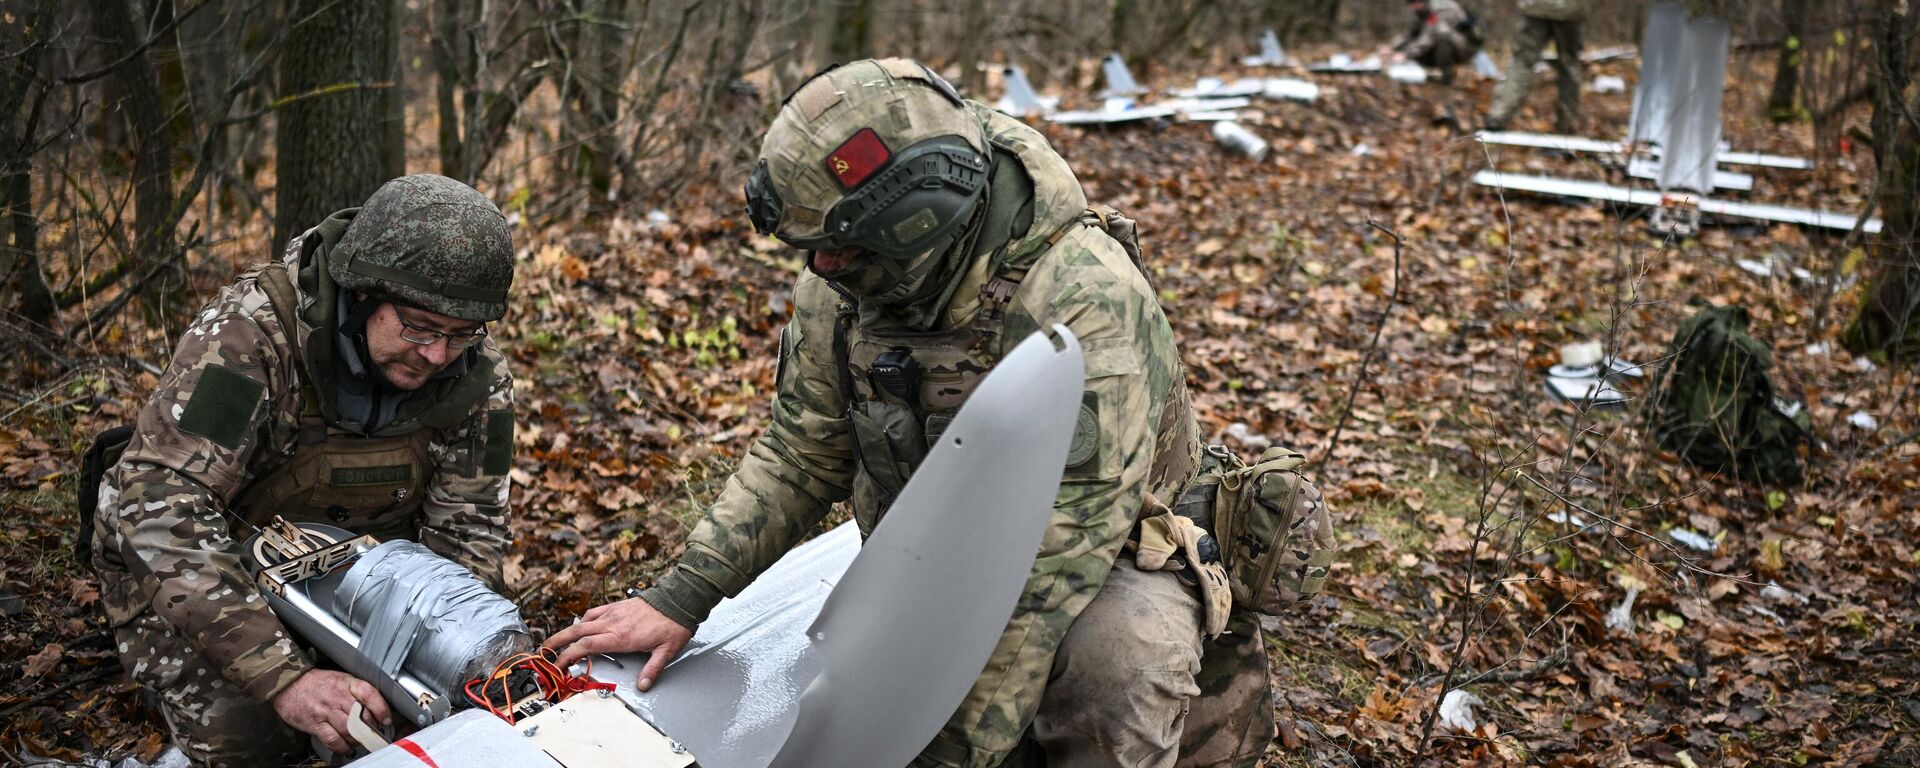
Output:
[316, 541, 530, 702]
[255, 538, 530, 726]
[265, 571, 451, 726]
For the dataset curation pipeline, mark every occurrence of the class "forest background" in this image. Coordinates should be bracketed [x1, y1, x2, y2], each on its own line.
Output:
[2, 0, 1918, 764]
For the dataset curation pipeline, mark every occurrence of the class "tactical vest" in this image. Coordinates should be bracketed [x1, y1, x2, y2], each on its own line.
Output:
[837, 208, 1197, 533]
[237, 263, 443, 541]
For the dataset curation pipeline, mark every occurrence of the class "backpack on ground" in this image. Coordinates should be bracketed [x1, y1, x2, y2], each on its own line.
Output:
[1647, 302, 1812, 485]
[75, 425, 135, 570]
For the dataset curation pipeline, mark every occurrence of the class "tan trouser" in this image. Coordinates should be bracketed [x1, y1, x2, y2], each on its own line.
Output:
[1017, 563, 1272, 768]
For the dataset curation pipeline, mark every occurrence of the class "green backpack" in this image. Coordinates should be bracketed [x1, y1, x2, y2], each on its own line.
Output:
[1647, 303, 1812, 485]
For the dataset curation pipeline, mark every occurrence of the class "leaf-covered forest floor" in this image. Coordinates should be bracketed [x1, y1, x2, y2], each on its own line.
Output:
[3, 47, 1917, 767]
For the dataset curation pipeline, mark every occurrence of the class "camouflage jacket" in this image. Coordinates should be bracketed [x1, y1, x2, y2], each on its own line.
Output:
[1518, 0, 1590, 21]
[91, 226, 515, 704]
[1395, 0, 1473, 58]
[640, 106, 1197, 765]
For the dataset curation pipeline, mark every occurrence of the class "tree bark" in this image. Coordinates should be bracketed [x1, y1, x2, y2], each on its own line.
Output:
[1843, 0, 1920, 361]
[94, 0, 181, 317]
[1767, 0, 1809, 122]
[432, 0, 475, 179]
[556, 0, 633, 215]
[957, 0, 989, 95]
[0, 8, 54, 325]
[275, 0, 404, 251]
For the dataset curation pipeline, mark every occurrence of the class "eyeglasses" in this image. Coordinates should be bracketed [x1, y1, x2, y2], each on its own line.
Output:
[394, 308, 488, 349]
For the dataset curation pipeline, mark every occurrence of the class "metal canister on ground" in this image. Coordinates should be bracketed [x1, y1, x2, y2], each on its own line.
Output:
[1211, 121, 1268, 160]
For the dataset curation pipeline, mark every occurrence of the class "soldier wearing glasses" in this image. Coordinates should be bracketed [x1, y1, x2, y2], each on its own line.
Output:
[86, 174, 518, 765]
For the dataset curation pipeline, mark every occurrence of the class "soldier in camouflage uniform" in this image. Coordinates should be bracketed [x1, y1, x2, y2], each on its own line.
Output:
[1485, 0, 1592, 133]
[546, 59, 1272, 768]
[1390, 0, 1479, 83]
[89, 174, 518, 766]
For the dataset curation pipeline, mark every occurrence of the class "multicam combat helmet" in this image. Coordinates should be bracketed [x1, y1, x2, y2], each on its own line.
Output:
[745, 59, 989, 300]
[329, 174, 516, 322]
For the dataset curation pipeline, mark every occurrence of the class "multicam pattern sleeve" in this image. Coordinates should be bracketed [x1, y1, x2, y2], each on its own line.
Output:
[919, 226, 1180, 766]
[418, 344, 515, 591]
[636, 272, 858, 629]
[97, 278, 313, 703]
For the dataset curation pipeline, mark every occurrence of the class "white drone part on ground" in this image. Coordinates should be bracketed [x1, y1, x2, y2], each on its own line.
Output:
[1469, 4, 1870, 233]
[1308, 53, 1383, 74]
[1174, 77, 1268, 100]
[1386, 62, 1428, 84]
[349, 326, 1088, 768]
[1261, 77, 1320, 103]
[1240, 29, 1293, 67]
[1471, 50, 1503, 80]
[993, 64, 1059, 118]
[1096, 52, 1146, 98]
[1049, 100, 1179, 125]
[1481, 2, 1810, 172]
[1470, 171, 1882, 233]
[1473, 131, 1809, 170]
[1626, 156, 1751, 192]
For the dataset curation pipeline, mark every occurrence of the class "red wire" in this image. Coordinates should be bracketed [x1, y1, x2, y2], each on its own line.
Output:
[464, 648, 614, 724]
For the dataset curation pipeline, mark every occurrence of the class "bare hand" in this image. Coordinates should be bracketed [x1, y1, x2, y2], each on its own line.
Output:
[270, 669, 392, 754]
[543, 597, 693, 691]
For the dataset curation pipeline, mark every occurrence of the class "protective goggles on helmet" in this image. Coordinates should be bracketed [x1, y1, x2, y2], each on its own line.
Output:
[746, 134, 989, 261]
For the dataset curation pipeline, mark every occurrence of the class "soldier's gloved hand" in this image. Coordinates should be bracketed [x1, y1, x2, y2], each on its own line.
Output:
[270, 669, 392, 754]
[543, 597, 693, 692]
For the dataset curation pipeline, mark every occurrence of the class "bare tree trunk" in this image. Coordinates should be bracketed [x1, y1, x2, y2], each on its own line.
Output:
[433, 0, 475, 178]
[0, 9, 54, 325]
[275, 0, 405, 250]
[957, 0, 990, 94]
[1843, 0, 1920, 361]
[1767, 0, 1809, 122]
[1137, 0, 1216, 65]
[560, 0, 633, 215]
[95, 0, 181, 317]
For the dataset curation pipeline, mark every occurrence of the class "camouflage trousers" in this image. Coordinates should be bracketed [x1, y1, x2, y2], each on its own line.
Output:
[114, 610, 309, 767]
[1000, 564, 1274, 768]
[1488, 16, 1585, 132]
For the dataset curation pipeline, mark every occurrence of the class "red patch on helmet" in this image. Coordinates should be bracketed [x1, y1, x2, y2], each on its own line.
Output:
[825, 128, 891, 190]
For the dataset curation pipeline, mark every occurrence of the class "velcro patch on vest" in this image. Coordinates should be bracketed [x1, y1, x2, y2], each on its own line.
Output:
[826, 128, 890, 190]
[1066, 391, 1100, 468]
[484, 409, 513, 475]
[330, 464, 414, 487]
[178, 365, 265, 451]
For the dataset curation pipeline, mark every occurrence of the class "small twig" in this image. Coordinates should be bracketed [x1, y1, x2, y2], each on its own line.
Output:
[1416, 642, 1570, 689]
[1318, 219, 1402, 467]
[1862, 426, 1920, 459]
[0, 667, 118, 722]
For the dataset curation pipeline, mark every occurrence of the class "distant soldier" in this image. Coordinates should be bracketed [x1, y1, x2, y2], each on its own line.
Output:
[1485, 0, 1593, 132]
[85, 174, 518, 766]
[1389, 0, 1483, 83]
[546, 58, 1276, 767]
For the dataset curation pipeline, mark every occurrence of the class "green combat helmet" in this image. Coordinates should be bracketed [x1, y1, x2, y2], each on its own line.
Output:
[745, 58, 989, 304]
[329, 174, 515, 322]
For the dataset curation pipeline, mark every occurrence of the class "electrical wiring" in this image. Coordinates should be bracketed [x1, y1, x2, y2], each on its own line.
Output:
[462, 647, 616, 723]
